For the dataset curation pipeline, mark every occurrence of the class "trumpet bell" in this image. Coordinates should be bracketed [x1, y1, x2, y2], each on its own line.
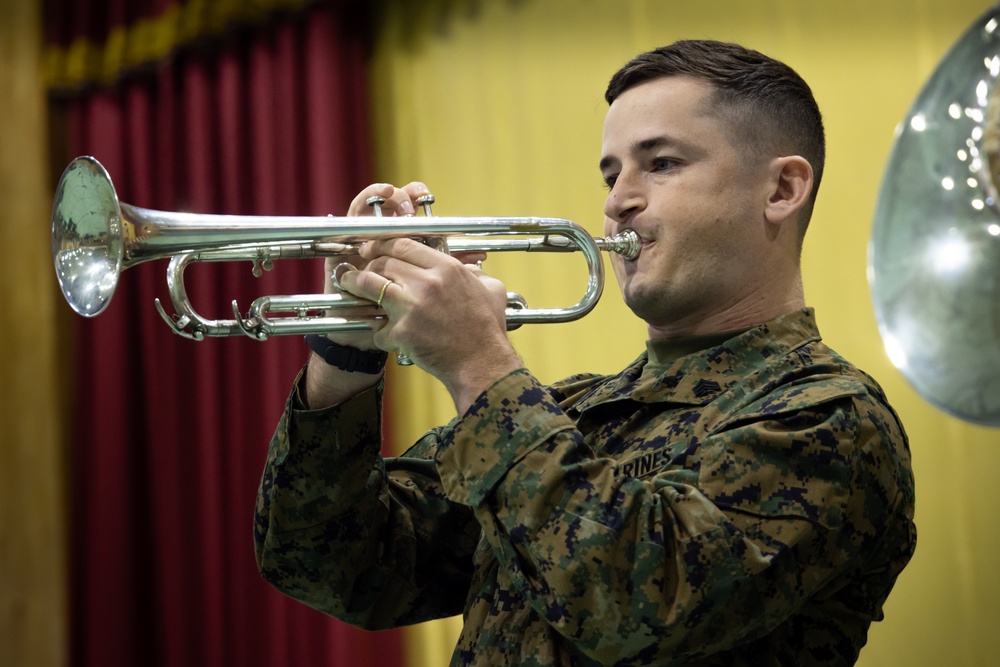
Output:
[51, 156, 124, 317]
[870, 5, 1000, 425]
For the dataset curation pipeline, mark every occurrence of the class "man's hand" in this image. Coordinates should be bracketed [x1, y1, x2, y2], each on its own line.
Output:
[337, 236, 523, 415]
[304, 182, 430, 409]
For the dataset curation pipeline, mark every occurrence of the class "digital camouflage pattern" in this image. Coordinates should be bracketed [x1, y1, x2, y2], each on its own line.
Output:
[255, 308, 915, 666]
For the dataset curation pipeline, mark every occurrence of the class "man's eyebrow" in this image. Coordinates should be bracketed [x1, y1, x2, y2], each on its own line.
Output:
[599, 135, 695, 172]
[633, 136, 672, 153]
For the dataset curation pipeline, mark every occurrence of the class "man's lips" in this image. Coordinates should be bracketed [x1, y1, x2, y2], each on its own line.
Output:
[635, 233, 654, 254]
[615, 233, 651, 266]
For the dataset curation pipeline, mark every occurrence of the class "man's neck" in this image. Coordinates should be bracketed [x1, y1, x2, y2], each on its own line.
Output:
[646, 283, 805, 340]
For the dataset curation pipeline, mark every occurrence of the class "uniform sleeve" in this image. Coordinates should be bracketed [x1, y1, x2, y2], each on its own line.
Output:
[433, 368, 914, 663]
[254, 368, 480, 629]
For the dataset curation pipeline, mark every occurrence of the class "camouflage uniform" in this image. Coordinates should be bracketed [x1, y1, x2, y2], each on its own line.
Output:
[255, 308, 915, 666]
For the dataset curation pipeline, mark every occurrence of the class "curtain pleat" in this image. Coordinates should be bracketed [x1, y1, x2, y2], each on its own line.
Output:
[52, 4, 400, 666]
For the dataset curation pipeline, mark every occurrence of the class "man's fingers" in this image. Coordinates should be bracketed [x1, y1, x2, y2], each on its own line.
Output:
[337, 265, 402, 307]
[359, 236, 460, 270]
[347, 183, 422, 217]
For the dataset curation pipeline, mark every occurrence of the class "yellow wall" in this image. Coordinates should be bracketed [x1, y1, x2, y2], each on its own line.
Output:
[0, 2, 68, 667]
[370, 1, 1000, 665]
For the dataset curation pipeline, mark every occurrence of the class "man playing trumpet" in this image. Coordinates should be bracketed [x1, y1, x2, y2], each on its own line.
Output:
[255, 39, 915, 666]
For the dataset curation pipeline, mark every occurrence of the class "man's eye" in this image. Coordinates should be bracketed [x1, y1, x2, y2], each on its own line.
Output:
[651, 157, 677, 172]
[602, 174, 618, 190]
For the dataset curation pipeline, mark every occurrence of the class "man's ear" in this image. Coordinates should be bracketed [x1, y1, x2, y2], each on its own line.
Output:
[764, 155, 813, 224]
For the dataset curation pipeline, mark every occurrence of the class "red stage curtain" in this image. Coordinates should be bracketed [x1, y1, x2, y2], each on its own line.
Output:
[43, 0, 336, 90]
[47, 2, 403, 666]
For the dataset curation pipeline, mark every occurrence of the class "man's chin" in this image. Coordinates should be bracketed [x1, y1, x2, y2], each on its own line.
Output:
[621, 287, 661, 323]
[621, 286, 700, 330]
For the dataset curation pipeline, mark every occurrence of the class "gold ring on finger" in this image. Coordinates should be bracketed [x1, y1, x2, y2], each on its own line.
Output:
[376, 279, 394, 308]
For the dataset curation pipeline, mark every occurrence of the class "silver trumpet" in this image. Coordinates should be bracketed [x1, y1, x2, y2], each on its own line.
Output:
[51, 156, 640, 342]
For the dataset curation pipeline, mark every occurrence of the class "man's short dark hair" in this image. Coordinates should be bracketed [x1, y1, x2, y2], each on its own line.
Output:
[606, 40, 826, 225]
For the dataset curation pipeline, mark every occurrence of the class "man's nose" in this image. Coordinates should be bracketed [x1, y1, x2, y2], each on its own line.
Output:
[603, 171, 645, 223]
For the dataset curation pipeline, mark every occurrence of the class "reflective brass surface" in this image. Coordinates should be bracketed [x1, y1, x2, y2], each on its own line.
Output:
[870, 4, 1000, 425]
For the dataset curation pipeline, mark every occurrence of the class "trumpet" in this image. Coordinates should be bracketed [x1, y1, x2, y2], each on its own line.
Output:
[51, 156, 640, 341]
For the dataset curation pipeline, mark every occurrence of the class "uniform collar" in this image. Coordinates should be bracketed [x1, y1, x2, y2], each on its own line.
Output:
[573, 308, 822, 411]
